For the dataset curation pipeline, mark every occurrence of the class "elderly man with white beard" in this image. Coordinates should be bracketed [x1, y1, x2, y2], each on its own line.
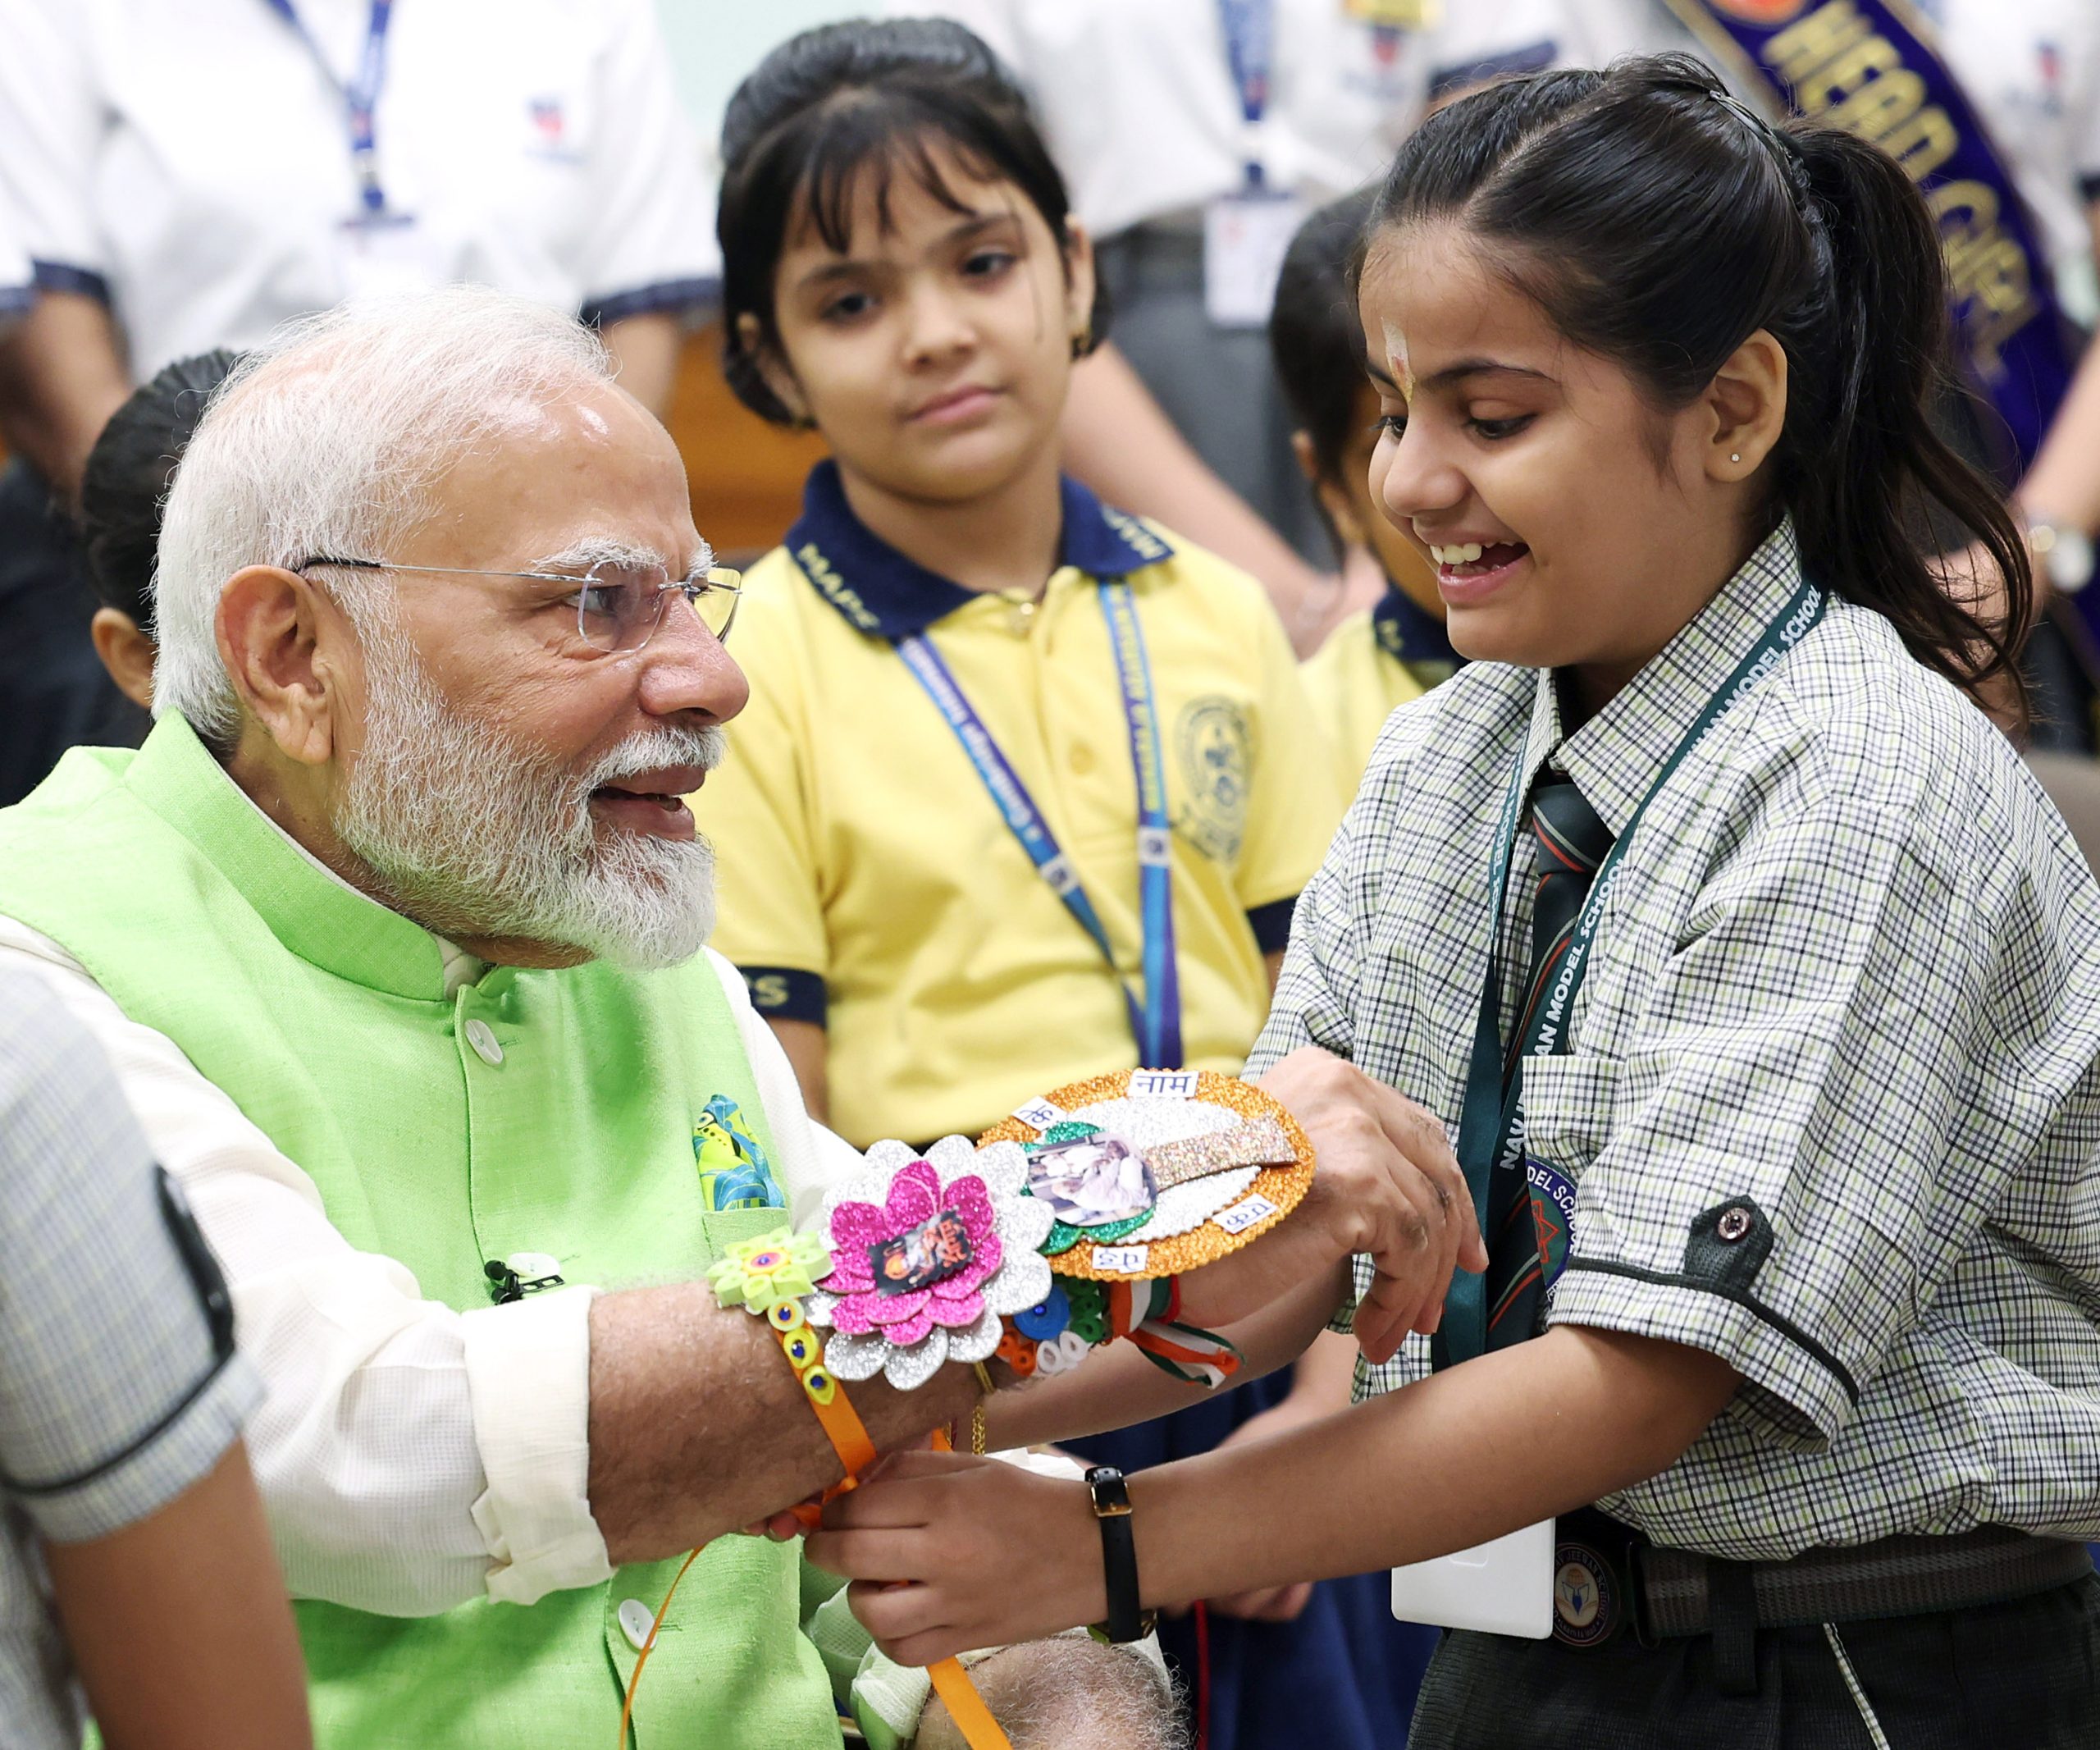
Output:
[0, 287, 1478, 1750]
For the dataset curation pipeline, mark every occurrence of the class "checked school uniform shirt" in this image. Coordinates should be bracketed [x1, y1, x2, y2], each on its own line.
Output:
[1249, 521, 2100, 1562]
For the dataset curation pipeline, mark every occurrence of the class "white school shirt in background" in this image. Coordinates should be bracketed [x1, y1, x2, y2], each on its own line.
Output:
[892, 0, 1437, 239]
[0, 0, 719, 386]
[897, 0, 1698, 240]
[0, 881, 863, 1615]
[1926, 0, 2100, 321]
[0, 204, 30, 334]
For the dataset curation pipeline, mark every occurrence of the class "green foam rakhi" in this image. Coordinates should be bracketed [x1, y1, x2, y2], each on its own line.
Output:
[705, 1227, 833, 1315]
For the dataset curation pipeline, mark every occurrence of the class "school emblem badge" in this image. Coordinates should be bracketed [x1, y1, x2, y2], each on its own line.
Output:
[1552, 1541, 1618, 1647]
[1175, 696, 1252, 862]
[1525, 1160, 1578, 1293]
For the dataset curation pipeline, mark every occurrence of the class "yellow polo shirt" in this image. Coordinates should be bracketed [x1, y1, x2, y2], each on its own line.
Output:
[697, 463, 1343, 1148]
[1302, 591, 1459, 796]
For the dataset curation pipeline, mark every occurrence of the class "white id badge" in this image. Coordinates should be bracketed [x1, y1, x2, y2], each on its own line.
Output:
[1203, 190, 1307, 328]
[1390, 1515, 1554, 1638]
[336, 212, 441, 303]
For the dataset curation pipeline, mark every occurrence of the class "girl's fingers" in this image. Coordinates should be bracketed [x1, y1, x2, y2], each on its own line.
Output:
[845, 1578, 949, 1649]
[805, 1525, 941, 1583]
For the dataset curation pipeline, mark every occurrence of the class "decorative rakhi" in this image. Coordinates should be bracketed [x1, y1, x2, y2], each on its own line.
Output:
[685, 1069, 1317, 1750]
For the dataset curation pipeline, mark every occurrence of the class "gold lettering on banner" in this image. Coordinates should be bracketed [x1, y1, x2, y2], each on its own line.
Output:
[1758, 0, 2036, 381]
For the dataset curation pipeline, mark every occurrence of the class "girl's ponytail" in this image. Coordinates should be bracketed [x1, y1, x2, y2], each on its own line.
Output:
[1778, 125, 2031, 715]
[1363, 53, 2032, 721]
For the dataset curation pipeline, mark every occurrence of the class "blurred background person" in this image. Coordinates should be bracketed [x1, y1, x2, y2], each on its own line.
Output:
[0, 0, 718, 802]
[1271, 185, 1458, 795]
[73, 350, 243, 715]
[0, 968, 311, 1750]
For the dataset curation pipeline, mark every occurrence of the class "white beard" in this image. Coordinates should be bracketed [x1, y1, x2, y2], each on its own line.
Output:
[333, 610, 724, 969]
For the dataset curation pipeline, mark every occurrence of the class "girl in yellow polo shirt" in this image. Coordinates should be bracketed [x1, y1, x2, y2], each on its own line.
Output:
[700, 18, 1340, 1151]
[695, 21, 1436, 1748]
[1271, 185, 1459, 797]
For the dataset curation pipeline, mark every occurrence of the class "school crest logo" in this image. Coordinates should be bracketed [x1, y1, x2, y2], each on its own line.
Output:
[1175, 696, 1253, 863]
[1552, 1542, 1618, 1647]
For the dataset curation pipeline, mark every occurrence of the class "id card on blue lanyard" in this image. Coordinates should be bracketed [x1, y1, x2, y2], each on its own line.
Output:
[894, 583, 1183, 1070]
[262, 0, 408, 229]
[1439, 576, 1828, 1368]
[1205, 0, 1305, 328]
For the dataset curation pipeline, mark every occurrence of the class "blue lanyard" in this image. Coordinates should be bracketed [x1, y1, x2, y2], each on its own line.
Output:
[895, 582, 1183, 1070]
[263, 0, 397, 217]
[1439, 576, 1828, 1365]
[1217, 0, 1275, 186]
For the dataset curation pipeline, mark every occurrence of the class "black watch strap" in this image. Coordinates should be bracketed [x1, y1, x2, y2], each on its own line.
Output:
[1084, 1464, 1156, 1644]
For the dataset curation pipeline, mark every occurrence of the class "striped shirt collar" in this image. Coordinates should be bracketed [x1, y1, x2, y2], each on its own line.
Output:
[1518, 519, 1807, 834]
[783, 459, 1176, 641]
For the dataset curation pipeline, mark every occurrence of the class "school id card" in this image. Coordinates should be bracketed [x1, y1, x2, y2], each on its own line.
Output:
[1390, 1515, 1554, 1638]
[1203, 189, 1307, 329]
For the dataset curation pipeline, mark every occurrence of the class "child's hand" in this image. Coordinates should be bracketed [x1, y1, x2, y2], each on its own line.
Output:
[805, 1450, 1103, 1666]
[1173, 1048, 1486, 1362]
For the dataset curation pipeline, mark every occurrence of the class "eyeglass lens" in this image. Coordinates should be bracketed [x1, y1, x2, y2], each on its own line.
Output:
[575, 562, 738, 652]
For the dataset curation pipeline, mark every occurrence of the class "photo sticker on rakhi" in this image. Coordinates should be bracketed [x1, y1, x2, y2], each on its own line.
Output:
[871, 1208, 976, 1295]
[1025, 1130, 1157, 1227]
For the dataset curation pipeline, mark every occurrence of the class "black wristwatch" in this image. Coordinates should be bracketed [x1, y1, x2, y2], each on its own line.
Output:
[1084, 1465, 1157, 1644]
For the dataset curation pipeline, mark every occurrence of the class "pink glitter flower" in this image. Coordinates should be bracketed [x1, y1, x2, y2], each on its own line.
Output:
[818, 1157, 1002, 1348]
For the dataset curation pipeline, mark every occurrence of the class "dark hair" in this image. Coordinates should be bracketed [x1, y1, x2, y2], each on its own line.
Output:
[77, 349, 243, 629]
[1270, 185, 1380, 554]
[716, 16, 1103, 425]
[1355, 53, 2030, 718]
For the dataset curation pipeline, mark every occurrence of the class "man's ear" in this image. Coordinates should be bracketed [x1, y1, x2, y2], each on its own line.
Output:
[214, 565, 346, 767]
[1703, 328, 1787, 482]
[735, 312, 811, 425]
[1292, 430, 1367, 548]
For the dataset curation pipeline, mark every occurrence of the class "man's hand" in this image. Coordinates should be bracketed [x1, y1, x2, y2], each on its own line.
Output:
[1174, 1049, 1485, 1364]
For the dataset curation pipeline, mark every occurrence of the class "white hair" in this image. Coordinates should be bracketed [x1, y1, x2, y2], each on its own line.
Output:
[152, 285, 614, 740]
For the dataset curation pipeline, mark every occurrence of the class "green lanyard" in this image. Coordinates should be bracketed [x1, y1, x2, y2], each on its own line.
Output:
[1438, 575, 1828, 1366]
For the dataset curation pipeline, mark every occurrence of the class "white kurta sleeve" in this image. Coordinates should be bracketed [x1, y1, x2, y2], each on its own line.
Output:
[0, 919, 612, 1615]
[0, 0, 106, 290]
[573, 0, 719, 323]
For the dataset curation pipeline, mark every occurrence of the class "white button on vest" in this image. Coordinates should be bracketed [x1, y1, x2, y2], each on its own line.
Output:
[617, 1597, 655, 1652]
[506, 1251, 562, 1282]
[464, 1020, 504, 1065]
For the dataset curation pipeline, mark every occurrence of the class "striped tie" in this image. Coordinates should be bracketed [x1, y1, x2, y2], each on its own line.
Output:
[1485, 770, 1615, 1347]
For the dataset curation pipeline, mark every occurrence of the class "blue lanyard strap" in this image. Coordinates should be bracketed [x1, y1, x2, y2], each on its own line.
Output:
[1217, 0, 1276, 185]
[262, 0, 396, 215]
[1439, 576, 1828, 1365]
[895, 582, 1182, 1068]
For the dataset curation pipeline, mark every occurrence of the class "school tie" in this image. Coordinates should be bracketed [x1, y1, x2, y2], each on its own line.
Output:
[1484, 769, 1616, 1349]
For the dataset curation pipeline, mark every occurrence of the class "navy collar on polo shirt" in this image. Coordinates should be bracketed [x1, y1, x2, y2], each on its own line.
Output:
[783, 459, 1176, 641]
[1372, 582, 1460, 669]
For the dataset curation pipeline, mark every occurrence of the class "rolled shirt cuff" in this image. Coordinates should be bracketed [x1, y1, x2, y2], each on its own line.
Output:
[463, 1283, 613, 1605]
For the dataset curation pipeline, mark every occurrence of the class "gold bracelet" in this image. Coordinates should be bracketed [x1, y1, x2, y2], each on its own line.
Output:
[970, 1362, 994, 1456]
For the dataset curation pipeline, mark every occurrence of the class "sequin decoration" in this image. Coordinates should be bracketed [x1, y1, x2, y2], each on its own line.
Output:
[979, 1070, 1314, 1278]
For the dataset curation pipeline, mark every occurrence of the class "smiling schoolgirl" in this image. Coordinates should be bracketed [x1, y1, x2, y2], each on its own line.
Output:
[810, 56, 2100, 1748]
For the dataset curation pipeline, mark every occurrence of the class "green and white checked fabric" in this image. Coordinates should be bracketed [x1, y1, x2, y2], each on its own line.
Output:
[1249, 522, 2100, 1561]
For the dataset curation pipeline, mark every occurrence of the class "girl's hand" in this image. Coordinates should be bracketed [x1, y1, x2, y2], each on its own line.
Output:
[1176, 1047, 1485, 1363]
[805, 1450, 1105, 1665]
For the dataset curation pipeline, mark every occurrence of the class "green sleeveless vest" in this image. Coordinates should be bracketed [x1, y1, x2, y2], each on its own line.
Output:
[0, 718, 842, 1750]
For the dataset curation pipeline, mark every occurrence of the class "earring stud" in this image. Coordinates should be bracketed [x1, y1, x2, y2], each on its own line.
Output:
[1729, 452, 1742, 464]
